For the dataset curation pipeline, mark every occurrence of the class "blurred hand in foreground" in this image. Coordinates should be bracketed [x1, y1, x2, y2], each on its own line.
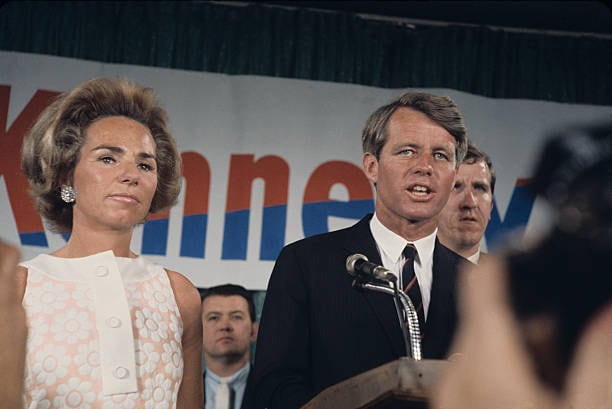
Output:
[0, 239, 27, 409]
[432, 256, 611, 409]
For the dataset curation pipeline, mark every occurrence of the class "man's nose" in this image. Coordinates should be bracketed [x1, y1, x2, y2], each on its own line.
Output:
[461, 189, 478, 207]
[219, 317, 233, 331]
[414, 154, 433, 175]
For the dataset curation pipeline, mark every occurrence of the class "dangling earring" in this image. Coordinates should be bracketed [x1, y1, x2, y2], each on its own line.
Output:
[60, 185, 76, 203]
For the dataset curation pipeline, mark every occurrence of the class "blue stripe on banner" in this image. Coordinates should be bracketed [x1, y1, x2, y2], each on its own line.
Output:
[486, 184, 536, 248]
[180, 214, 207, 258]
[302, 199, 374, 237]
[19, 231, 48, 247]
[142, 218, 169, 255]
[260, 204, 287, 261]
[222, 209, 249, 260]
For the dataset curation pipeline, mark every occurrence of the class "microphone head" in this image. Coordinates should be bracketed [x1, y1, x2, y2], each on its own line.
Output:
[346, 253, 368, 275]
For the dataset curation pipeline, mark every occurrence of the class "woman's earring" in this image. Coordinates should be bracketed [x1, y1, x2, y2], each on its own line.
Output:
[60, 185, 76, 203]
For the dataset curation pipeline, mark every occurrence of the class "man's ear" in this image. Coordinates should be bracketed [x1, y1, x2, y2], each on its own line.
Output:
[487, 192, 494, 220]
[250, 322, 259, 342]
[363, 152, 379, 184]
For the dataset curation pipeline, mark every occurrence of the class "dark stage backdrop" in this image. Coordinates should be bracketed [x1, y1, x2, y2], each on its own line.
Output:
[0, 1, 610, 105]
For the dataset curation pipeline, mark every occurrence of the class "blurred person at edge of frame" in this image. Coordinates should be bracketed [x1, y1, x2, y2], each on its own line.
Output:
[0, 239, 27, 409]
[432, 121, 612, 409]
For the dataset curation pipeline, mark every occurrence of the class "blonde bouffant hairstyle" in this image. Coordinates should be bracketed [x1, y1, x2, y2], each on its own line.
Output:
[21, 77, 182, 232]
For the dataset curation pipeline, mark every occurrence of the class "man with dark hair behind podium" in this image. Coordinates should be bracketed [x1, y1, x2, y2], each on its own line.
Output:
[202, 284, 258, 409]
[249, 92, 468, 409]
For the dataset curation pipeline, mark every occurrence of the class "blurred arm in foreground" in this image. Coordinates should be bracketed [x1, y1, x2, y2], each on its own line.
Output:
[0, 239, 27, 409]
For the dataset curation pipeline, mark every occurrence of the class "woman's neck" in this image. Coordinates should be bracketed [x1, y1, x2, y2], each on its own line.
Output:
[52, 227, 135, 258]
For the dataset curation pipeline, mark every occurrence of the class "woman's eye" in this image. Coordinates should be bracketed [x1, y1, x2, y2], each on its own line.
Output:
[138, 163, 155, 172]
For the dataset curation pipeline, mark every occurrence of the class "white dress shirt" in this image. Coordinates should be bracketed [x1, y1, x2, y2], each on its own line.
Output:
[467, 248, 481, 264]
[205, 362, 250, 409]
[369, 213, 437, 318]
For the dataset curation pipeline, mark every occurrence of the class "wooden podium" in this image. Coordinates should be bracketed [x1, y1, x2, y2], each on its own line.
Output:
[301, 358, 448, 409]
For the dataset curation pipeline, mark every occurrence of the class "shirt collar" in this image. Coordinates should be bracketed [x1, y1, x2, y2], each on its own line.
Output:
[467, 248, 481, 264]
[206, 362, 250, 386]
[370, 213, 437, 266]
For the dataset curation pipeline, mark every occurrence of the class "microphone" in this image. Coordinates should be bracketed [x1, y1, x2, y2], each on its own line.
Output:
[346, 254, 397, 282]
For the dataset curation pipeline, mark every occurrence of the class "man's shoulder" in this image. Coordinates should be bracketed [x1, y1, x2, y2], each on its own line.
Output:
[283, 214, 372, 251]
[433, 240, 466, 268]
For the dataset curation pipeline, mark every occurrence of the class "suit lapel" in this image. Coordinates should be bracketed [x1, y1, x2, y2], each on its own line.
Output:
[341, 215, 405, 358]
[423, 240, 460, 358]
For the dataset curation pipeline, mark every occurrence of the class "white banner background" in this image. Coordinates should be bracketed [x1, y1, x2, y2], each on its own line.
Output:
[1, 51, 610, 289]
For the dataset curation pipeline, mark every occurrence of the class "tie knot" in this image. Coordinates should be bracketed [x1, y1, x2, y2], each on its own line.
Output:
[403, 244, 417, 260]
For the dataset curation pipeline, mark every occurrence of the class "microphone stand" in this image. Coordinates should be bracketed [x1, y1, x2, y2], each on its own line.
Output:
[353, 278, 422, 360]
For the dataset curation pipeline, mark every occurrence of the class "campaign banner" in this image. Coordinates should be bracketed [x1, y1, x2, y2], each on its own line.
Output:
[1, 51, 610, 289]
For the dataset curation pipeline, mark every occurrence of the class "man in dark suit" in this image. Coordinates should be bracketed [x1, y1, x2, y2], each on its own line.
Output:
[250, 92, 468, 409]
[438, 142, 495, 263]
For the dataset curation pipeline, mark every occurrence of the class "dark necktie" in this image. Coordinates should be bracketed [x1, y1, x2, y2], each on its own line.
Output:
[402, 244, 425, 331]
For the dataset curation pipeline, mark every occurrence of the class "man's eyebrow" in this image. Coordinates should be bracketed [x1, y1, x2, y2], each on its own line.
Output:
[204, 311, 221, 317]
[432, 144, 454, 153]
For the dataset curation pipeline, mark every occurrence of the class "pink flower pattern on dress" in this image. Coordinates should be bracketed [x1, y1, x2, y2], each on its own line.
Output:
[22, 254, 184, 409]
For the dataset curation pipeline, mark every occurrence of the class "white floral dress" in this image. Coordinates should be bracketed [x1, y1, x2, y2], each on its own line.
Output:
[21, 251, 184, 409]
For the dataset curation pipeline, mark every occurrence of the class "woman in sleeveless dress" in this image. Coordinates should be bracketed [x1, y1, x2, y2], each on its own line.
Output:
[17, 77, 203, 409]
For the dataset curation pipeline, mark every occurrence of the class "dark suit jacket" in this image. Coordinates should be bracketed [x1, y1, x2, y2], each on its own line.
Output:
[249, 214, 463, 409]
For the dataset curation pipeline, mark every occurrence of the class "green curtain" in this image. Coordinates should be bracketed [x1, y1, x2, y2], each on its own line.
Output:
[1, 1, 610, 105]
